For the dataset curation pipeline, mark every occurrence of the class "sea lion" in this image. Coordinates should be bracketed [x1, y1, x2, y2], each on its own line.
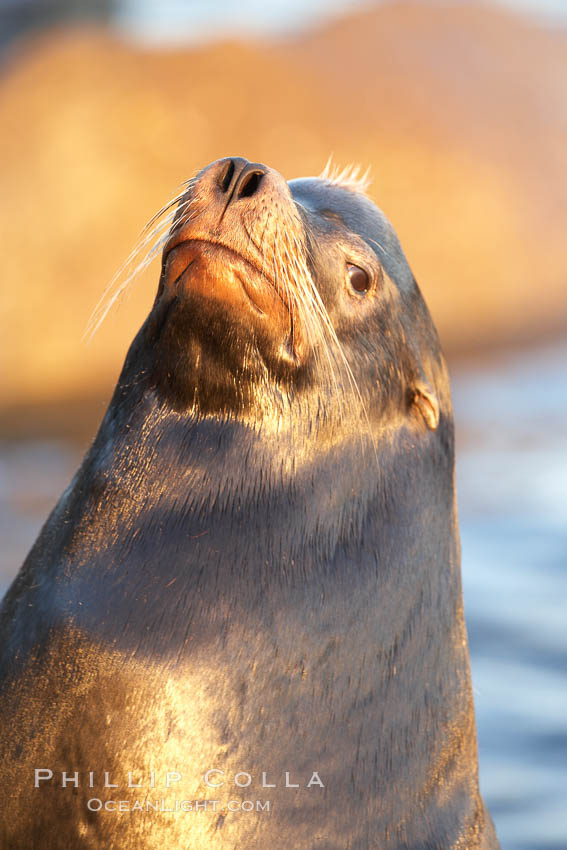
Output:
[0, 156, 500, 849]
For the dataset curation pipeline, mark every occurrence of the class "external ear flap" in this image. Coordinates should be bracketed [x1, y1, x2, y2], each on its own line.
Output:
[411, 380, 439, 430]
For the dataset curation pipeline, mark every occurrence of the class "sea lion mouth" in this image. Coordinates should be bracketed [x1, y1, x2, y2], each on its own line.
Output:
[162, 237, 278, 314]
[165, 237, 274, 281]
[161, 237, 290, 321]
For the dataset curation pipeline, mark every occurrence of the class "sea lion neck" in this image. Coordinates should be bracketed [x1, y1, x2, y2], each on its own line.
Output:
[73, 368, 456, 602]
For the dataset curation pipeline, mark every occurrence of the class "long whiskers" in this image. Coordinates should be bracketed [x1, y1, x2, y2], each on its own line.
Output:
[84, 180, 198, 341]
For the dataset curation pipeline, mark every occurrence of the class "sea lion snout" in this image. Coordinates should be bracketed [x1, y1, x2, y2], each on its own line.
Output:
[213, 157, 269, 210]
[165, 155, 295, 250]
[153, 157, 311, 379]
[159, 156, 300, 288]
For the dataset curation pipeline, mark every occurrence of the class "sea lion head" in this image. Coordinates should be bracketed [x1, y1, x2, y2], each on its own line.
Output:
[127, 157, 449, 442]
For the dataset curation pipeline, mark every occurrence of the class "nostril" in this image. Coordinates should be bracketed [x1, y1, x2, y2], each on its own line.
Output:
[237, 170, 264, 199]
[218, 160, 235, 193]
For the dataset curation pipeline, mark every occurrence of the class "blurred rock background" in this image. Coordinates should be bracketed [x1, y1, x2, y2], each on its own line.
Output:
[1, 3, 566, 848]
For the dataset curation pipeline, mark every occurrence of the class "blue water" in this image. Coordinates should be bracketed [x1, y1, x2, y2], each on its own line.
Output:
[453, 343, 567, 849]
[0, 342, 566, 848]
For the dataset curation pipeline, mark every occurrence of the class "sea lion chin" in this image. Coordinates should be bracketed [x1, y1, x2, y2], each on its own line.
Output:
[0, 156, 500, 849]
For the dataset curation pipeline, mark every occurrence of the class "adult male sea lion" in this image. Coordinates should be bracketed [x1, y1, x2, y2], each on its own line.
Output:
[0, 157, 500, 849]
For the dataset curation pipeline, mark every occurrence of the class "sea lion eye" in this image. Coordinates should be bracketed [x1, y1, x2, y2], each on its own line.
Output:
[346, 264, 370, 294]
